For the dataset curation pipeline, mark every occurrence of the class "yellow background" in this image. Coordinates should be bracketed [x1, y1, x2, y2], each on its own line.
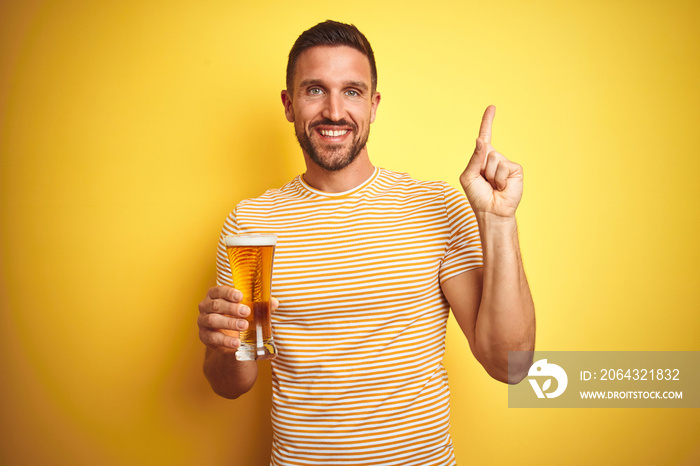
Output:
[1, 1, 699, 465]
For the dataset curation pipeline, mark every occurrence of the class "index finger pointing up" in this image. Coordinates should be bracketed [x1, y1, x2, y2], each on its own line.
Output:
[478, 105, 496, 144]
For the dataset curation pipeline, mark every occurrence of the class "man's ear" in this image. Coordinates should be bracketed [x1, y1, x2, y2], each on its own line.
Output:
[370, 91, 381, 124]
[281, 90, 295, 122]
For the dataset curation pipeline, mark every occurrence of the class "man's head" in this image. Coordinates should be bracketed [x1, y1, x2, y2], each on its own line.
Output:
[282, 21, 381, 173]
[286, 20, 377, 94]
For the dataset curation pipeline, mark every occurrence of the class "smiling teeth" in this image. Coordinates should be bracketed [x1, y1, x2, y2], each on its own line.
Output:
[319, 129, 348, 137]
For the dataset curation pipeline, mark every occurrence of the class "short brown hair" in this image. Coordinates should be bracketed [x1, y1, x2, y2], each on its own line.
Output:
[286, 20, 377, 93]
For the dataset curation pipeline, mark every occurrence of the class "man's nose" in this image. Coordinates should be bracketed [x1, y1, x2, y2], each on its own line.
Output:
[322, 92, 344, 121]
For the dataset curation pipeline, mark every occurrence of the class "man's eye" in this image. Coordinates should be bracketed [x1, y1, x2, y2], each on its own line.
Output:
[346, 90, 359, 97]
[308, 88, 323, 95]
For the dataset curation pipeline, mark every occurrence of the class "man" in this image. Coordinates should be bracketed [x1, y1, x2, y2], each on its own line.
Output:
[198, 20, 535, 465]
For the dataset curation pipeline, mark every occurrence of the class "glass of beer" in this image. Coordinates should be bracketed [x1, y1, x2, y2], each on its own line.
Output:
[224, 233, 277, 361]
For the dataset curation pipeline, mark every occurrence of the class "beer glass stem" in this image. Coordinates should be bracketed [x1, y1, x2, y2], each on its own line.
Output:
[256, 322, 265, 358]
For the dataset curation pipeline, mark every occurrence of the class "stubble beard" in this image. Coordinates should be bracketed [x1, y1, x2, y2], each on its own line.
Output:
[295, 120, 370, 172]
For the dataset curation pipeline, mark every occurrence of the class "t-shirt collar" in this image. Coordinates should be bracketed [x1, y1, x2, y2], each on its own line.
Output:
[298, 166, 379, 198]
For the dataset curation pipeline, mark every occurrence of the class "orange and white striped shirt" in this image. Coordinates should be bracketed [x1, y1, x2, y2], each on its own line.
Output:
[216, 167, 483, 466]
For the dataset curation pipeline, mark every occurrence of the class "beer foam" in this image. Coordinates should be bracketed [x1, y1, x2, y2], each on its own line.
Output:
[224, 234, 277, 247]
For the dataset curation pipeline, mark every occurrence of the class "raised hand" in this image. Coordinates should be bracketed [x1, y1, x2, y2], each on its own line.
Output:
[459, 105, 523, 219]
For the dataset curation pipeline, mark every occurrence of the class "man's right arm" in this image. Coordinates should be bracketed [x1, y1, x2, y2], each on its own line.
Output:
[198, 286, 259, 399]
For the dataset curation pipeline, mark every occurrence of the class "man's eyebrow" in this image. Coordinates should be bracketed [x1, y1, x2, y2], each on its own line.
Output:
[299, 79, 323, 88]
[345, 81, 369, 91]
[298, 79, 369, 91]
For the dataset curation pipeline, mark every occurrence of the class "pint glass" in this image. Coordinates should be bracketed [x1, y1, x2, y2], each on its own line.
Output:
[224, 233, 277, 361]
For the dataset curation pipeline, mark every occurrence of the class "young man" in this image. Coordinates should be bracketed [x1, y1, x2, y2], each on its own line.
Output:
[198, 20, 535, 465]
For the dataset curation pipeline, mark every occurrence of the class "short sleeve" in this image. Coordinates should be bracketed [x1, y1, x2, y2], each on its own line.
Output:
[215, 209, 240, 287]
[438, 184, 483, 284]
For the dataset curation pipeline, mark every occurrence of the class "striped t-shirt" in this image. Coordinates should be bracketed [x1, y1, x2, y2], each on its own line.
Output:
[216, 167, 483, 466]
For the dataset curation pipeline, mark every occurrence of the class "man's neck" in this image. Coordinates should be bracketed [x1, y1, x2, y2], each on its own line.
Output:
[302, 152, 375, 193]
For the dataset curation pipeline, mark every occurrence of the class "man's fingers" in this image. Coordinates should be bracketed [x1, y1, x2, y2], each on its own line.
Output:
[199, 293, 250, 318]
[494, 161, 511, 191]
[198, 305, 249, 349]
[218, 301, 250, 319]
[199, 311, 249, 331]
[198, 286, 280, 350]
[199, 327, 241, 349]
[478, 105, 496, 145]
[482, 151, 522, 191]
[199, 286, 246, 316]
[207, 286, 243, 303]
[482, 151, 500, 188]
[461, 106, 496, 182]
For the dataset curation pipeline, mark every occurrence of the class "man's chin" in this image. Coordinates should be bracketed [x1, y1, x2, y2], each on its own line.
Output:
[307, 146, 360, 171]
[297, 130, 367, 171]
[311, 155, 354, 172]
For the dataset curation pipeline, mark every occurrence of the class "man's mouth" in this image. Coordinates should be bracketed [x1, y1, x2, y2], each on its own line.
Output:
[318, 129, 349, 137]
[310, 119, 355, 141]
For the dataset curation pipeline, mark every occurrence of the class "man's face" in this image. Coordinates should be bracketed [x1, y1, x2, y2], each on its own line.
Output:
[282, 46, 380, 172]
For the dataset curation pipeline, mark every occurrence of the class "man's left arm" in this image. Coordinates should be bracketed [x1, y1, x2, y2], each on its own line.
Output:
[441, 105, 535, 384]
